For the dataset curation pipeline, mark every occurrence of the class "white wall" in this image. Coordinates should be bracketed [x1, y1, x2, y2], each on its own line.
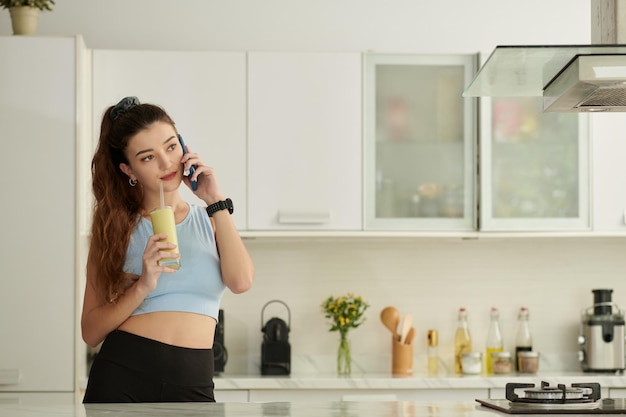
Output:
[224, 237, 626, 374]
[1, 0, 590, 52]
[2, 0, 614, 376]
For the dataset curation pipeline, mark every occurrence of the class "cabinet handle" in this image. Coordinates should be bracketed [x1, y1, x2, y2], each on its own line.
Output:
[0, 369, 20, 385]
[278, 210, 331, 224]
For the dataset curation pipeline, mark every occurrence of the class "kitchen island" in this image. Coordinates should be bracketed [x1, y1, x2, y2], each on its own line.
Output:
[0, 400, 522, 417]
[16, 376, 626, 416]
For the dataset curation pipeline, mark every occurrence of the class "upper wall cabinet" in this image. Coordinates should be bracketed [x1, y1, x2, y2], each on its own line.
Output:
[479, 97, 590, 231]
[92, 50, 248, 229]
[363, 54, 477, 231]
[247, 52, 362, 230]
[363, 53, 590, 234]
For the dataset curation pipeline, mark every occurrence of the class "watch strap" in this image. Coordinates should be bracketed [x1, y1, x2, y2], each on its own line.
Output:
[206, 198, 233, 217]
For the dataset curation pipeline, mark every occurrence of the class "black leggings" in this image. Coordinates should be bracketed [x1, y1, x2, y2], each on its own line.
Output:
[83, 330, 215, 403]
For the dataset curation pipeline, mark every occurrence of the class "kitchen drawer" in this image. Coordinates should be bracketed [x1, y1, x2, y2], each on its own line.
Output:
[214, 389, 249, 402]
[490, 388, 505, 399]
[249, 388, 488, 402]
[609, 388, 626, 398]
[406, 389, 488, 401]
[0, 393, 75, 405]
[250, 389, 342, 402]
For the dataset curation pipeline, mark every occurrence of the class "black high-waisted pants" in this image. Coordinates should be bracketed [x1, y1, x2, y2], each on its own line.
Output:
[83, 330, 215, 403]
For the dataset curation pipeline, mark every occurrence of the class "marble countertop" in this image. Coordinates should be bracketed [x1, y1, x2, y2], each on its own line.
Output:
[0, 400, 591, 417]
[213, 372, 626, 390]
[78, 372, 626, 393]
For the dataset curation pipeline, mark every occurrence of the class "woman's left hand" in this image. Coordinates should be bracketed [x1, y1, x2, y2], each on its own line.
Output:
[181, 148, 225, 203]
[181, 147, 255, 295]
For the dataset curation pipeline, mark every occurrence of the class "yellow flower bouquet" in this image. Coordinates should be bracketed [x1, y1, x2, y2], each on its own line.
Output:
[321, 293, 369, 375]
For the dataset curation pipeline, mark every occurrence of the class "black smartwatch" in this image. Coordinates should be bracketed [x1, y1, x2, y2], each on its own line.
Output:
[206, 198, 234, 217]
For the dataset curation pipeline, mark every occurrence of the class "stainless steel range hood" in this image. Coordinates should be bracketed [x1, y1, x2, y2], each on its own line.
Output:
[463, 44, 626, 112]
[544, 54, 626, 112]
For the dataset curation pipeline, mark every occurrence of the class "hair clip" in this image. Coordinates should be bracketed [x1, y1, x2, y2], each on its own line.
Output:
[110, 96, 140, 121]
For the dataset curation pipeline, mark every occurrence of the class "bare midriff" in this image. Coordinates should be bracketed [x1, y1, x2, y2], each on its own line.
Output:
[118, 311, 217, 349]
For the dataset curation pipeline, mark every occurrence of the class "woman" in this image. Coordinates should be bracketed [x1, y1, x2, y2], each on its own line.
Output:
[82, 96, 254, 403]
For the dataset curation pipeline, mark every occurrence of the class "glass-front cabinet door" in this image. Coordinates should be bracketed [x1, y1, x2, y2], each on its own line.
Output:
[364, 54, 477, 231]
[479, 97, 590, 231]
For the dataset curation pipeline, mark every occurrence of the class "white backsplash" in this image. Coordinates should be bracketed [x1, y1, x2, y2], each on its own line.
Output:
[219, 237, 626, 375]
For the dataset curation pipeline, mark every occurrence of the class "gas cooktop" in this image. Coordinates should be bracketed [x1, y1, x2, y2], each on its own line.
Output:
[476, 381, 626, 414]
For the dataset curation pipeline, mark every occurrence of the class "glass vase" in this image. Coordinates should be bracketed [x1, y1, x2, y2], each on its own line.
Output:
[337, 331, 351, 376]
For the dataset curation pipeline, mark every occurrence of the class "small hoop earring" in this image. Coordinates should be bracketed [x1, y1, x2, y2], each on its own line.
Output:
[129, 178, 138, 187]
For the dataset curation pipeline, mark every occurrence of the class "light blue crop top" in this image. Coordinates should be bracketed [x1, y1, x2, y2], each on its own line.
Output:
[124, 204, 225, 321]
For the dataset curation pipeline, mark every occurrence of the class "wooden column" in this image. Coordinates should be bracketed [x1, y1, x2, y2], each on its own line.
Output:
[591, 0, 626, 43]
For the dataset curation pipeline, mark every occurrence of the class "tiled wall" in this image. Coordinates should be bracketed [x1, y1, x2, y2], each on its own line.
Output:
[220, 237, 626, 374]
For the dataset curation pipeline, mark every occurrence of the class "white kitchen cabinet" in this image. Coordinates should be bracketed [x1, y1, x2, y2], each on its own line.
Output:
[92, 50, 248, 229]
[363, 53, 477, 231]
[214, 390, 249, 402]
[590, 113, 626, 233]
[248, 388, 487, 402]
[609, 388, 626, 398]
[0, 393, 75, 405]
[247, 52, 362, 231]
[0, 36, 89, 394]
[364, 53, 594, 234]
[479, 96, 590, 231]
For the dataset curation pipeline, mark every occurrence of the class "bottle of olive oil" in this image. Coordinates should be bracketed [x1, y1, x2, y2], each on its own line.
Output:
[427, 329, 440, 375]
[454, 308, 472, 374]
[485, 307, 504, 374]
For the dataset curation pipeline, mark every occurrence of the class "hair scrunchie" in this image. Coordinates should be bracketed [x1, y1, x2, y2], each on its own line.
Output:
[110, 96, 140, 121]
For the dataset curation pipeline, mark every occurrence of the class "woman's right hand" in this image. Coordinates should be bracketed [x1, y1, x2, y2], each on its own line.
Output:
[137, 233, 179, 292]
[81, 235, 179, 347]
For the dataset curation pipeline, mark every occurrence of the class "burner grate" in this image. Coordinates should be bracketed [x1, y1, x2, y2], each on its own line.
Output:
[506, 381, 601, 405]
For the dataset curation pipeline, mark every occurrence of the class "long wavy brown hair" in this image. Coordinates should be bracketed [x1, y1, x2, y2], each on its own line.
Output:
[90, 102, 176, 303]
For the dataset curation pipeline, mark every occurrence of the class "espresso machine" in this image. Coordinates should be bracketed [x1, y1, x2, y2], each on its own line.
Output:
[578, 289, 626, 372]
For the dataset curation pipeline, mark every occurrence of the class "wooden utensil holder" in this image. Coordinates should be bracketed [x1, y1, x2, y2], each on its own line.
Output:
[392, 336, 413, 375]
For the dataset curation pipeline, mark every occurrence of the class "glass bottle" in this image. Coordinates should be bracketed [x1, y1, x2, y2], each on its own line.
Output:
[427, 329, 439, 376]
[454, 308, 472, 374]
[514, 307, 532, 372]
[485, 307, 503, 374]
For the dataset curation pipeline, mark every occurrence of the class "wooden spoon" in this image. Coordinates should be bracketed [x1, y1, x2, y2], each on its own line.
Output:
[405, 327, 416, 345]
[380, 306, 400, 337]
[399, 314, 413, 344]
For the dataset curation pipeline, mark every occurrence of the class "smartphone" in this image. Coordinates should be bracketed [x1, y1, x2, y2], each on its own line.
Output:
[177, 134, 197, 191]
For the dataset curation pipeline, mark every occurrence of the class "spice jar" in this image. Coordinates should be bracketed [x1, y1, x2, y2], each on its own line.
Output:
[491, 351, 513, 374]
[518, 351, 540, 374]
[461, 352, 482, 375]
